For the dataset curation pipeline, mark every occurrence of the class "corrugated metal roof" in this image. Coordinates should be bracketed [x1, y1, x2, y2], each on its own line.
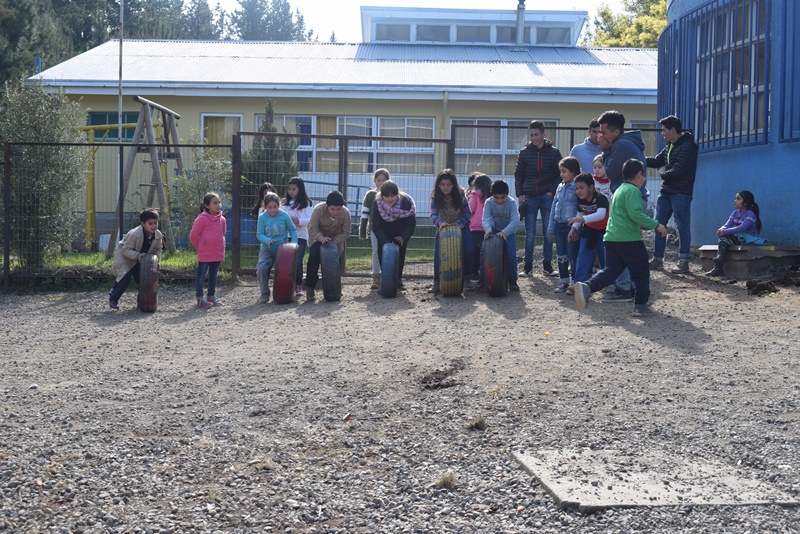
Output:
[35, 40, 657, 97]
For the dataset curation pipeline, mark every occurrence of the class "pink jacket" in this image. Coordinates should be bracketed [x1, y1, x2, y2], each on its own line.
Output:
[468, 191, 486, 232]
[190, 210, 226, 262]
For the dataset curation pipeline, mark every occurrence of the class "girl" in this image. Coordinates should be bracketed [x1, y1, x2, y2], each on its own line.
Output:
[468, 173, 492, 281]
[257, 192, 298, 303]
[706, 190, 763, 277]
[568, 173, 609, 290]
[429, 169, 473, 294]
[251, 182, 278, 219]
[592, 154, 612, 199]
[281, 177, 313, 296]
[190, 192, 226, 308]
[371, 180, 416, 292]
[359, 168, 391, 289]
[548, 157, 580, 292]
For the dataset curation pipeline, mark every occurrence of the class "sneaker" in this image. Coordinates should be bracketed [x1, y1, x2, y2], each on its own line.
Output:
[473, 279, 486, 291]
[602, 288, 634, 302]
[671, 261, 690, 274]
[554, 282, 569, 293]
[519, 261, 533, 277]
[305, 286, 315, 300]
[295, 284, 305, 297]
[649, 258, 663, 270]
[632, 304, 655, 316]
[427, 283, 440, 294]
[109, 296, 119, 309]
[197, 297, 213, 309]
[508, 279, 519, 292]
[398, 279, 406, 290]
[543, 260, 556, 276]
[208, 295, 223, 306]
[574, 281, 591, 310]
[258, 292, 270, 304]
[566, 284, 575, 295]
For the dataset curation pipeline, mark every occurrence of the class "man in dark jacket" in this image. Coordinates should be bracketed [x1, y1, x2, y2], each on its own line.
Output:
[646, 115, 699, 274]
[514, 120, 562, 276]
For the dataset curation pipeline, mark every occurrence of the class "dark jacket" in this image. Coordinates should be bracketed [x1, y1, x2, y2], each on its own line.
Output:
[371, 194, 417, 246]
[514, 140, 562, 198]
[646, 131, 698, 197]
[603, 130, 647, 193]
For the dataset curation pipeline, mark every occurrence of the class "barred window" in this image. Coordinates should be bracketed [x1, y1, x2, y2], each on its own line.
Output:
[780, 0, 800, 141]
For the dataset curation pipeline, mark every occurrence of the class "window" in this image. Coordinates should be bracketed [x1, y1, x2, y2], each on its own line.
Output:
[416, 24, 449, 42]
[255, 114, 313, 147]
[496, 26, 531, 44]
[456, 26, 491, 43]
[694, 0, 769, 149]
[87, 112, 139, 142]
[201, 114, 242, 159]
[376, 23, 410, 42]
[377, 117, 435, 175]
[536, 27, 571, 45]
[781, 0, 800, 141]
[338, 117, 373, 147]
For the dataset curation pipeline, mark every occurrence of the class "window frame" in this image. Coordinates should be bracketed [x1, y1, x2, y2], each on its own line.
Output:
[200, 113, 243, 146]
[87, 111, 140, 142]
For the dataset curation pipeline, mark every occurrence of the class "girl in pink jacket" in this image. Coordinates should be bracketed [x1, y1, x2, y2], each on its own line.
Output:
[190, 192, 227, 308]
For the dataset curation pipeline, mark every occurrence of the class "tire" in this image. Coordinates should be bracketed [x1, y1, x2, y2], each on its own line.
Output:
[482, 235, 508, 298]
[380, 243, 400, 298]
[438, 225, 463, 297]
[137, 254, 160, 312]
[273, 242, 299, 305]
[320, 243, 342, 301]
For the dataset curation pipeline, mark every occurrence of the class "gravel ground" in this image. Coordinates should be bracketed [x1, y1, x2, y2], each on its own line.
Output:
[1, 259, 799, 533]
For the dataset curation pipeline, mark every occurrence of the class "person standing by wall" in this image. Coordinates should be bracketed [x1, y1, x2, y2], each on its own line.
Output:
[646, 115, 699, 274]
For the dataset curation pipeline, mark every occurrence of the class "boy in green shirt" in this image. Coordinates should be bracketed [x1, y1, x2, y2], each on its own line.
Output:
[574, 159, 667, 316]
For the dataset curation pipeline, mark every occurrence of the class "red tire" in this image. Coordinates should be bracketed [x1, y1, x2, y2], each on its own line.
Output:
[482, 235, 508, 298]
[273, 242, 300, 305]
[137, 254, 160, 312]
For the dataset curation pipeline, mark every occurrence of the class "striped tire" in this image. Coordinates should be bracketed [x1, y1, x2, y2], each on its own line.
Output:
[137, 254, 160, 312]
[273, 242, 300, 305]
[320, 242, 342, 302]
[438, 225, 463, 297]
[482, 235, 508, 298]
[380, 242, 400, 298]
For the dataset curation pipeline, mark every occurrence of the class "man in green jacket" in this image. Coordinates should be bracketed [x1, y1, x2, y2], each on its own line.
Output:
[574, 159, 667, 317]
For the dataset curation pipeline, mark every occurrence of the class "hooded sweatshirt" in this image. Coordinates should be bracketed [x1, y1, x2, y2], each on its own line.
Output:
[569, 136, 603, 174]
[603, 130, 648, 205]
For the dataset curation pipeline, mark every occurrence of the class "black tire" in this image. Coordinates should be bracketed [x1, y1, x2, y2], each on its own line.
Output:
[482, 235, 508, 298]
[438, 225, 463, 297]
[380, 243, 400, 298]
[320, 243, 342, 301]
[137, 254, 160, 312]
[273, 242, 299, 305]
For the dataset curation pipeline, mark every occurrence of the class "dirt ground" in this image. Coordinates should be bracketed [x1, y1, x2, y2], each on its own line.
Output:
[1, 262, 799, 532]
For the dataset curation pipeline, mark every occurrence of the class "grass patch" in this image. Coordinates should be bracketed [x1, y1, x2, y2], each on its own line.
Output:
[466, 416, 487, 431]
[434, 471, 459, 490]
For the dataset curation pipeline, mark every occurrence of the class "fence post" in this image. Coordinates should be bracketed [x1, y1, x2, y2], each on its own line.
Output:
[231, 134, 242, 279]
[338, 137, 349, 201]
[3, 143, 10, 291]
[447, 124, 456, 170]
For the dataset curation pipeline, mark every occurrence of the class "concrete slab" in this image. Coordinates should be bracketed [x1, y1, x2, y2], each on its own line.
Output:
[513, 449, 799, 513]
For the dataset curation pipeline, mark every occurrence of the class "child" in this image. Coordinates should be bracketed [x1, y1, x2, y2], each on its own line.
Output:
[568, 173, 609, 290]
[251, 182, 277, 219]
[359, 168, 391, 289]
[371, 180, 417, 291]
[548, 157, 580, 292]
[256, 192, 298, 303]
[574, 159, 667, 316]
[281, 177, 313, 296]
[109, 209, 163, 309]
[190, 192, 227, 308]
[705, 190, 763, 277]
[592, 154, 612, 199]
[305, 190, 351, 300]
[428, 169, 473, 294]
[479, 180, 520, 292]
[468, 173, 492, 281]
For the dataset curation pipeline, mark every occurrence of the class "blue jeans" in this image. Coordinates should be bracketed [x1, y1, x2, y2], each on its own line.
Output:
[256, 248, 277, 296]
[585, 241, 651, 305]
[573, 236, 605, 283]
[653, 193, 692, 260]
[523, 194, 554, 263]
[295, 238, 308, 285]
[433, 225, 473, 279]
[552, 222, 578, 282]
[196, 261, 220, 298]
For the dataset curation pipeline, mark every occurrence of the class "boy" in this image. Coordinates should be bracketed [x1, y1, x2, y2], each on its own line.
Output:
[109, 209, 163, 309]
[574, 159, 667, 316]
[256, 192, 298, 303]
[305, 190, 351, 299]
[480, 180, 520, 292]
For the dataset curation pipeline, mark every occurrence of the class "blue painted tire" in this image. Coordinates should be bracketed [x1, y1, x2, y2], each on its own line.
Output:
[380, 242, 400, 298]
[482, 235, 508, 298]
[137, 254, 160, 312]
[438, 225, 463, 297]
[273, 242, 299, 305]
[320, 243, 342, 302]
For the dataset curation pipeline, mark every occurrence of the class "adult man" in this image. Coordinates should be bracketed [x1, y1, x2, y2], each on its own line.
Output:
[646, 115, 699, 274]
[597, 110, 648, 302]
[515, 120, 562, 276]
[569, 118, 603, 174]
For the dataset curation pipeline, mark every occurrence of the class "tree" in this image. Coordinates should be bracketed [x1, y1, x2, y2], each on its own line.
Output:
[185, 0, 221, 39]
[241, 99, 298, 194]
[121, 0, 188, 40]
[231, 0, 312, 41]
[0, 81, 87, 270]
[590, 0, 666, 48]
[329, 31, 336, 43]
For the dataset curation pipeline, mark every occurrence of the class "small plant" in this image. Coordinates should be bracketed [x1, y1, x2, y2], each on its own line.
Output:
[253, 458, 277, 471]
[466, 416, 487, 431]
[485, 385, 503, 399]
[434, 471, 459, 490]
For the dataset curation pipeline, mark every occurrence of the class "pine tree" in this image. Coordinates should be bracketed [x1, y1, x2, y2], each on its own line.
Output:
[241, 99, 298, 193]
[591, 0, 666, 48]
[186, 0, 221, 40]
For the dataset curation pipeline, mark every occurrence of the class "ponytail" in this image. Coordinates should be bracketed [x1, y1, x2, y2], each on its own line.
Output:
[738, 190, 762, 234]
[751, 202, 762, 234]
